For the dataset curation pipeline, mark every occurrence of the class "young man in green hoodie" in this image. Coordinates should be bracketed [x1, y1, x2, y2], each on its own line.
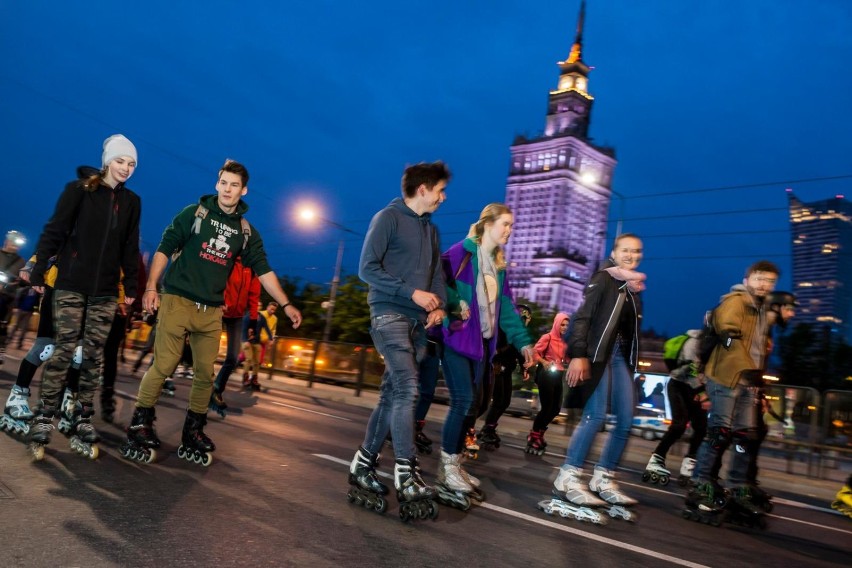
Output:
[121, 160, 302, 465]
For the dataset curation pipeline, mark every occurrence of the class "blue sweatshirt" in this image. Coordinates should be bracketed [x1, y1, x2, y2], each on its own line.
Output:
[358, 198, 446, 321]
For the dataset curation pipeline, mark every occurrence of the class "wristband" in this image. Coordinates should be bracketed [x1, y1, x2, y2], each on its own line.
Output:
[145, 288, 158, 292]
[281, 302, 292, 309]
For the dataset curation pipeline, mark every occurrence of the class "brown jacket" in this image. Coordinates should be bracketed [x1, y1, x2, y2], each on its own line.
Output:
[704, 285, 769, 389]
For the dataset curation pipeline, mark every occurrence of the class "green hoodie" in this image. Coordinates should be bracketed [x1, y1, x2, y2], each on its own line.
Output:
[157, 195, 271, 306]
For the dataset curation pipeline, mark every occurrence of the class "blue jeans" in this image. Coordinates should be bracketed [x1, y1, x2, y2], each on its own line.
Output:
[441, 344, 487, 454]
[362, 314, 427, 459]
[564, 344, 634, 471]
[214, 317, 244, 392]
[694, 380, 757, 486]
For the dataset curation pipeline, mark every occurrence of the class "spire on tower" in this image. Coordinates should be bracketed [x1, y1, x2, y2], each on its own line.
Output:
[565, 0, 585, 64]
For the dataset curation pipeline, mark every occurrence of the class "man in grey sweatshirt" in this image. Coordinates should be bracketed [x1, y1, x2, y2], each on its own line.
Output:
[347, 161, 450, 520]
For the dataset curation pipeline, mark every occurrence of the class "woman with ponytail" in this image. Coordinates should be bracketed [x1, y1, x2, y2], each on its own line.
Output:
[436, 203, 534, 508]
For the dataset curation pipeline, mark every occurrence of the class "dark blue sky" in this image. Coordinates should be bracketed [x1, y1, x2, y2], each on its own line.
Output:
[2, 1, 851, 336]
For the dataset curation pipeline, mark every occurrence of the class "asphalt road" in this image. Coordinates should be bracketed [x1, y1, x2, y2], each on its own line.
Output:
[1, 356, 850, 568]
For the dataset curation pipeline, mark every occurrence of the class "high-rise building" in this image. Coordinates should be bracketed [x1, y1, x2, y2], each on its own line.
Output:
[503, 1, 616, 313]
[788, 190, 852, 342]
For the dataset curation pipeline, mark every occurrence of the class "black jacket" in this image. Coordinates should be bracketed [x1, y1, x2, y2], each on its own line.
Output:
[31, 166, 141, 298]
[564, 258, 642, 407]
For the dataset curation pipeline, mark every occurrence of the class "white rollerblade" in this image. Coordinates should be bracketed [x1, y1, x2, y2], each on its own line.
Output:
[642, 453, 671, 485]
[436, 450, 476, 511]
[538, 465, 608, 525]
[678, 456, 697, 486]
[589, 466, 638, 522]
[1, 385, 35, 436]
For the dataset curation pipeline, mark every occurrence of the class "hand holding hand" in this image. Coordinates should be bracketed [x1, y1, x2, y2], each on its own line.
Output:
[425, 309, 445, 329]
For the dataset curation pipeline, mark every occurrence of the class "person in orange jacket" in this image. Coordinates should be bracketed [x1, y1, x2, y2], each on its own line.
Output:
[209, 256, 260, 414]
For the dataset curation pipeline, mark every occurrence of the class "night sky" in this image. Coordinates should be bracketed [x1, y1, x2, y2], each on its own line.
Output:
[2, 0, 851, 336]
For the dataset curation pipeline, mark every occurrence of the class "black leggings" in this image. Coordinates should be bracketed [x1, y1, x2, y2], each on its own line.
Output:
[101, 312, 127, 396]
[483, 363, 515, 426]
[654, 380, 707, 459]
[533, 366, 563, 431]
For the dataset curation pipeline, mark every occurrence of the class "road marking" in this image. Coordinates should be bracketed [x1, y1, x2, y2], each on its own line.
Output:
[270, 402, 351, 421]
[314, 454, 710, 568]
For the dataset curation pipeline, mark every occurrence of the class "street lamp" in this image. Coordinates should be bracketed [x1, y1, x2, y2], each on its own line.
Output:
[296, 205, 360, 343]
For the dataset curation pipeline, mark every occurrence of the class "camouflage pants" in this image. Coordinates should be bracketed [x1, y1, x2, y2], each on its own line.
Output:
[38, 290, 116, 408]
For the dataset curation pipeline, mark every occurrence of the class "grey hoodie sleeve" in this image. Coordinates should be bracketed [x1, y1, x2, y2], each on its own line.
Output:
[358, 209, 416, 300]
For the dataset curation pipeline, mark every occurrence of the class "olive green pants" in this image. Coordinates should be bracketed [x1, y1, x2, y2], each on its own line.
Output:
[136, 294, 222, 413]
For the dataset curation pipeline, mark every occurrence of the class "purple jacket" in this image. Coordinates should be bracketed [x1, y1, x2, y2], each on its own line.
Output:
[441, 238, 530, 361]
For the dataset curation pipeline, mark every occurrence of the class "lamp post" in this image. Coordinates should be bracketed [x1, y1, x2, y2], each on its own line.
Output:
[297, 206, 360, 343]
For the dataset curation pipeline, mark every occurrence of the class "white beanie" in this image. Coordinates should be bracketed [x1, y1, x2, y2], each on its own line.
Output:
[102, 134, 138, 168]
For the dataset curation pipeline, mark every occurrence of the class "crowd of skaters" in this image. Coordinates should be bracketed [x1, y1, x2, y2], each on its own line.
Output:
[1, 135, 847, 524]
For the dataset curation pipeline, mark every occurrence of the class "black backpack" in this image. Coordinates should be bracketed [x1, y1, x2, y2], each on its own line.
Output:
[697, 307, 721, 370]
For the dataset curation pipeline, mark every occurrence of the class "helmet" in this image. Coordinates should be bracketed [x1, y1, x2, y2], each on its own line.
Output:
[5, 230, 26, 247]
[767, 291, 798, 308]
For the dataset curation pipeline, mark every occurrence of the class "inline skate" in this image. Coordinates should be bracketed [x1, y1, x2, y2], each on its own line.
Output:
[28, 404, 57, 461]
[525, 429, 547, 456]
[725, 486, 768, 529]
[414, 420, 433, 454]
[209, 390, 228, 418]
[539, 465, 608, 525]
[831, 478, 852, 519]
[462, 427, 479, 460]
[477, 423, 501, 451]
[347, 446, 389, 514]
[683, 481, 726, 526]
[642, 453, 671, 485]
[749, 483, 773, 513]
[119, 406, 160, 463]
[177, 409, 214, 466]
[1, 385, 35, 437]
[589, 466, 639, 521]
[161, 378, 176, 397]
[395, 456, 438, 522]
[678, 456, 697, 486]
[56, 388, 76, 435]
[68, 402, 100, 459]
[436, 451, 474, 511]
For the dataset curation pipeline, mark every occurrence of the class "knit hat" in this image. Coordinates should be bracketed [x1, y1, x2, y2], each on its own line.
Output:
[102, 134, 138, 168]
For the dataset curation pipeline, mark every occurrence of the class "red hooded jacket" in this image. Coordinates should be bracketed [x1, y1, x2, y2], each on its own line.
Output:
[223, 257, 260, 319]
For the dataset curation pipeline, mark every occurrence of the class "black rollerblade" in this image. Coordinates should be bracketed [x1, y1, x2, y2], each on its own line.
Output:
[683, 481, 726, 527]
[414, 420, 433, 454]
[347, 446, 390, 514]
[161, 379, 176, 397]
[28, 405, 57, 461]
[525, 429, 547, 456]
[249, 375, 262, 392]
[67, 402, 100, 459]
[1, 385, 35, 437]
[725, 486, 768, 529]
[642, 453, 671, 485]
[477, 423, 501, 451]
[209, 390, 228, 418]
[119, 406, 160, 463]
[749, 483, 773, 513]
[395, 456, 439, 522]
[177, 409, 215, 466]
[100, 388, 116, 424]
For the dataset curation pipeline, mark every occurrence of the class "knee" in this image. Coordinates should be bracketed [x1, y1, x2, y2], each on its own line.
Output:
[706, 426, 732, 451]
[732, 428, 758, 446]
[26, 338, 54, 364]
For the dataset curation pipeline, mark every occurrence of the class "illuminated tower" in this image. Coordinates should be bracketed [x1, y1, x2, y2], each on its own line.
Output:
[788, 190, 852, 342]
[503, 0, 616, 313]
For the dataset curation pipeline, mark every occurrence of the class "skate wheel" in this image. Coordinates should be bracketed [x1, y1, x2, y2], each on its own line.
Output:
[428, 501, 438, 520]
[346, 488, 357, 503]
[144, 449, 157, 463]
[201, 453, 213, 467]
[375, 497, 388, 514]
[710, 516, 722, 527]
[31, 445, 45, 461]
[763, 502, 773, 513]
[660, 476, 670, 486]
[177, 446, 187, 459]
[642, 472, 651, 482]
[89, 446, 99, 460]
[649, 473, 658, 483]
